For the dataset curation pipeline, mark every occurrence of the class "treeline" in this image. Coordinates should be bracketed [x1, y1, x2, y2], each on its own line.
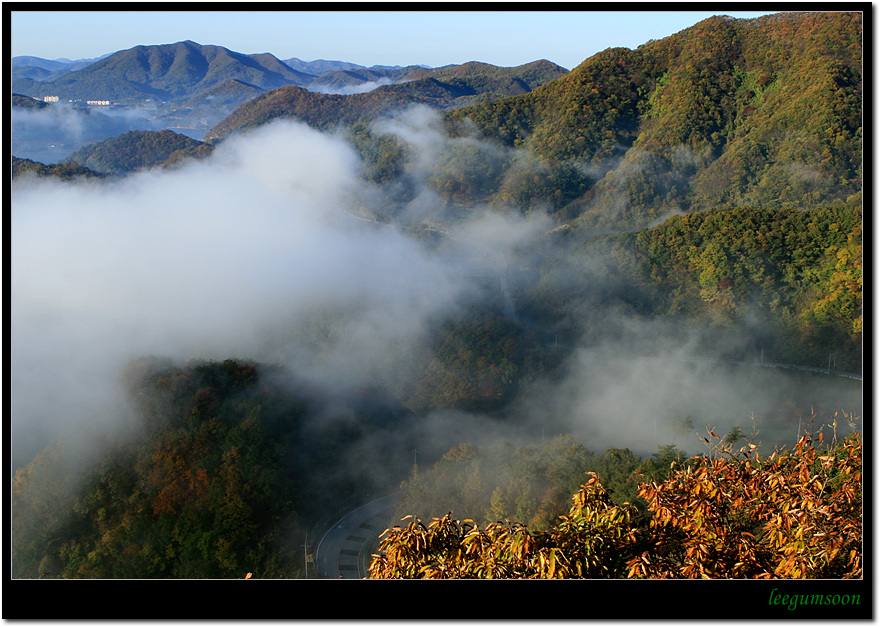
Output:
[11, 359, 299, 578]
[12, 156, 105, 181]
[394, 435, 689, 532]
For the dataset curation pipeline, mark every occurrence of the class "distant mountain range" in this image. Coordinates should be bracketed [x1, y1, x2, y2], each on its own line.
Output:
[11, 41, 314, 102]
[12, 41, 567, 152]
[11, 42, 566, 106]
[11, 53, 112, 81]
[12, 11, 861, 226]
[12, 53, 112, 69]
[197, 12, 860, 230]
[282, 57, 427, 77]
[203, 59, 569, 140]
[12, 51, 434, 96]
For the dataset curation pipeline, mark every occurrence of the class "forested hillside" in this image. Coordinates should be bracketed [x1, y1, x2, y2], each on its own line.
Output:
[203, 84, 426, 140]
[10, 357, 424, 579]
[176, 78, 266, 110]
[200, 12, 861, 233]
[12, 156, 105, 181]
[15, 351, 859, 579]
[203, 59, 568, 141]
[61, 129, 214, 174]
[523, 202, 863, 371]
[443, 12, 862, 226]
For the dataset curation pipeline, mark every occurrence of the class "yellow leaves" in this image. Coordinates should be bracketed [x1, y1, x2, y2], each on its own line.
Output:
[538, 549, 558, 578]
[634, 429, 862, 579]
[370, 431, 862, 580]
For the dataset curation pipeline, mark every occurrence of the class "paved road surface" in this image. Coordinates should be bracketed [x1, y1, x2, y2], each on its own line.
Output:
[314, 493, 400, 579]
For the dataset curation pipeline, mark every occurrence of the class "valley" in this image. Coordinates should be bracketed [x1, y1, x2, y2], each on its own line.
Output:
[9, 10, 863, 589]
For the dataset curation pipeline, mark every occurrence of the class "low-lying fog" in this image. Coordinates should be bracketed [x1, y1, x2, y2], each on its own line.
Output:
[12, 104, 159, 163]
[11, 109, 862, 482]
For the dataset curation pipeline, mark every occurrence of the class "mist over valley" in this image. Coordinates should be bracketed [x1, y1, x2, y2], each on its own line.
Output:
[9, 11, 863, 585]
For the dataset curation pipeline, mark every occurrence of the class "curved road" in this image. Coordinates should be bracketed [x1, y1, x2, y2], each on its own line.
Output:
[311, 360, 859, 579]
[671, 355, 862, 381]
[314, 493, 400, 579]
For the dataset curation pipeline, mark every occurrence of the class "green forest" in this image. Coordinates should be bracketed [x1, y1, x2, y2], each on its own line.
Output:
[61, 129, 214, 175]
[527, 201, 863, 370]
[10, 11, 862, 584]
[442, 12, 861, 226]
[11, 357, 422, 579]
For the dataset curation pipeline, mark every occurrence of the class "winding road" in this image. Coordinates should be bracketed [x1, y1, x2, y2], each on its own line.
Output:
[314, 493, 400, 579]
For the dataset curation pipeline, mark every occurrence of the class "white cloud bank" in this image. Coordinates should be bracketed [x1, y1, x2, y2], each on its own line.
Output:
[10, 119, 474, 467]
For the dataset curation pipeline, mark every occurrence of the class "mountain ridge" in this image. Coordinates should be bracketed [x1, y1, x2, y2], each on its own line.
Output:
[440, 11, 862, 226]
[11, 40, 315, 103]
[11, 42, 567, 124]
[204, 58, 570, 140]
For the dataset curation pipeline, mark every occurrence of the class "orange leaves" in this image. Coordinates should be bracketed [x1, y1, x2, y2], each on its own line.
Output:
[151, 466, 212, 516]
[631, 431, 862, 579]
[371, 477, 639, 579]
[370, 432, 861, 579]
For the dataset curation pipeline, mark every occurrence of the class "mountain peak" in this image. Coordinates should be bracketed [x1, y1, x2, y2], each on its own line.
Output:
[11, 40, 315, 103]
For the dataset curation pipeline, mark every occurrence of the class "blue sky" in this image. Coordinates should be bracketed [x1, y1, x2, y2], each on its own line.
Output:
[10, 8, 780, 70]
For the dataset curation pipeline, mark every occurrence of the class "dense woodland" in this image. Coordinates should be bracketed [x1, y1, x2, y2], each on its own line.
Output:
[393, 435, 690, 533]
[10, 11, 863, 581]
[61, 129, 214, 175]
[527, 201, 863, 371]
[11, 357, 420, 579]
[442, 12, 862, 225]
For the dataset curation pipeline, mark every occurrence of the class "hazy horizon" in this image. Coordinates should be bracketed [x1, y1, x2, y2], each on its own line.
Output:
[11, 9, 779, 71]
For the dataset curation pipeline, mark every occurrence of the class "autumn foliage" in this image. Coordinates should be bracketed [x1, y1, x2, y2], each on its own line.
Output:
[631, 430, 862, 578]
[369, 429, 862, 579]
